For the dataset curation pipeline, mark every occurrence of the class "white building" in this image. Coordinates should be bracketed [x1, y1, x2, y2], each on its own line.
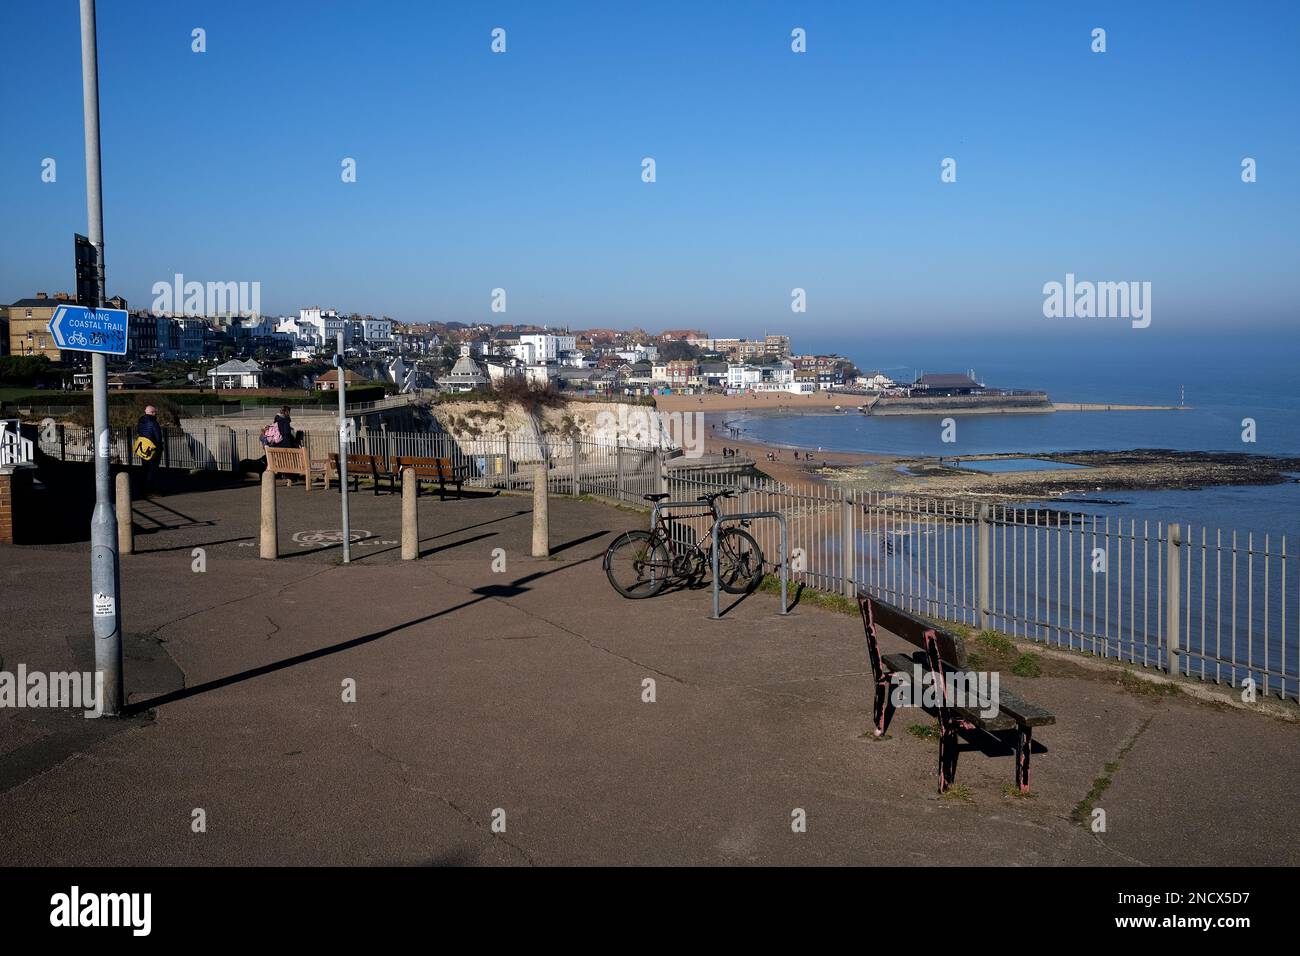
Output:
[726, 364, 764, 390]
[208, 359, 263, 389]
[298, 307, 346, 348]
[615, 345, 657, 363]
[856, 371, 896, 391]
[362, 317, 393, 347]
[437, 346, 489, 393]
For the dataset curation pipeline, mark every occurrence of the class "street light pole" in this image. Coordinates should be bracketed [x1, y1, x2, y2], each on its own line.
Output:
[80, 0, 123, 715]
[337, 332, 351, 563]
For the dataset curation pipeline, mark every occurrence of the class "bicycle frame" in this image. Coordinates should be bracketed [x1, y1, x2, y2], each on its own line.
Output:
[648, 499, 735, 565]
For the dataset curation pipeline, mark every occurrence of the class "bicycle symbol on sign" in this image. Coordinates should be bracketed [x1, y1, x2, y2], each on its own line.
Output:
[67, 331, 89, 347]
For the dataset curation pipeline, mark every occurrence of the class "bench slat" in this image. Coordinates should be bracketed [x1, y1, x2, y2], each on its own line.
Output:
[879, 652, 1051, 731]
[994, 689, 1056, 728]
[867, 599, 967, 668]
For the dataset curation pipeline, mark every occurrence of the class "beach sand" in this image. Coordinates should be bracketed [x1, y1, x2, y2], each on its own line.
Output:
[656, 391, 869, 416]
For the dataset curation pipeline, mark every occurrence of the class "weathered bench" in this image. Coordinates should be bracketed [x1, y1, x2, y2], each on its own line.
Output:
[328, 453, 397, 495]
[858, 593, 1056, 794]
[394, 456, 464, 500]
[265, 446, 328, 490]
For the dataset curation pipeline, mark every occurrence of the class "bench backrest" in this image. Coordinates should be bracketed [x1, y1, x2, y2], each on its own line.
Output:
[266, 446, 308, 473]
[859, 593, 968, 669]
[329, 452, 383, 473]
[395, 455, 455, 478]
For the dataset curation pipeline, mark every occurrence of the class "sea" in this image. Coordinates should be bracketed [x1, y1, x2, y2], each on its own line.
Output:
[718, 331, 1300, 543]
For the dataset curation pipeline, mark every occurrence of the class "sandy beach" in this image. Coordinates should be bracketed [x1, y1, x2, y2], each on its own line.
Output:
[657, 391, 866, 416]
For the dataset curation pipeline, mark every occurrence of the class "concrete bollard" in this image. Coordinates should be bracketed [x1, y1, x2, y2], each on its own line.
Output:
[115, 471, 133, 555]
[260, 468, 278, 559]
[401, 467, 418, 560]
[532, 461, 549, 557]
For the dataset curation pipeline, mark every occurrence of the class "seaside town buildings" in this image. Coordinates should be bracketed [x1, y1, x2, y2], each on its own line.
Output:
[2, 292, 878, 400]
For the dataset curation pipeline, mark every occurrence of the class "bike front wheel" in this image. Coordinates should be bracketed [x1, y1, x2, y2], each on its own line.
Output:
[715, 527, 764, 594]
[604, 531, 671, 599]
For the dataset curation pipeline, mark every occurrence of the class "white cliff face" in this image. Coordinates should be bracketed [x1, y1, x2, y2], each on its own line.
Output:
[430, 400, 670, 448]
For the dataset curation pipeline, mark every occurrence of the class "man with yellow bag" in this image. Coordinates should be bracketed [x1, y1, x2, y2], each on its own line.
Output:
[133, 404, 164, 497]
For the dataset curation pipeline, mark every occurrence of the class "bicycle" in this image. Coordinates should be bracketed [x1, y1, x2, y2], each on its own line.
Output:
[603, 489, 764, 599]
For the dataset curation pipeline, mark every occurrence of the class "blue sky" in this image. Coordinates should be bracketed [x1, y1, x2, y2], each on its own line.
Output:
[2, 0, 1297, 338]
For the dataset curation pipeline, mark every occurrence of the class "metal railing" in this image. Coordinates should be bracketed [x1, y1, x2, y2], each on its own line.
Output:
[30, 422, 1299, 701]
[667, 469, 1299, 703]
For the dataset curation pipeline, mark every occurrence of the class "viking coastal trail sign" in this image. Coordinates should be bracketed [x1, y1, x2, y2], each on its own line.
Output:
[47, 303, 128, 355]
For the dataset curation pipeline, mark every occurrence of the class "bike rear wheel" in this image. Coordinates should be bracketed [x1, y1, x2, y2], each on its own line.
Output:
[604, 531, 671, 599]
[716, 527, 764, 594]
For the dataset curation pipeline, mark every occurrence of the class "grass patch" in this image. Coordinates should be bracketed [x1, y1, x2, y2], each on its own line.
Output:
[1011, 653, 1043, 678]
[941, 783, 974, 803]
[976, 629, 1016, 657]
[1071, 772, 1114, 824]
[1001, 783, 1039, 800]
[907, 723, 940, 740]
[757, 575, 858, 615]
[1117, 669, 1181, 697]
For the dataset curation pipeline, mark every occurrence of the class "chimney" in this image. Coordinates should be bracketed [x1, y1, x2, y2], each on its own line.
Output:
[36, 292, 47, 299]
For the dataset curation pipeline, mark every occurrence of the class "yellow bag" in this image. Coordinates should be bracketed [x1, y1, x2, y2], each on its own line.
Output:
[133, 435, 158, 462]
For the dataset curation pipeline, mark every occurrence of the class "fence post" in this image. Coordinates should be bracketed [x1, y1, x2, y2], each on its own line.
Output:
[401, 467, 418, 560]
[616, 441, 625, 502]
[841, 490, 855, 598]
[260, 468, 278, 559]
[978, 504, 991, 631]
[658, 450, 669, 496]
[504, 435, 512, 491]
[532, 461, 549, 557]
[58, 423, 66, 461]
[115, 471, 133, 555]
[1166, 523, 1182, 676]
[571, 433, 581, 497]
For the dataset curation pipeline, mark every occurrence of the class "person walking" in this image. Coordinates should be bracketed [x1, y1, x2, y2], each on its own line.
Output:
[134, 404, 164, 497]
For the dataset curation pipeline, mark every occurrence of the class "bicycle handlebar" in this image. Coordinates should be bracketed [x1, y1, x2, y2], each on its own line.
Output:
[696, 489, 736, 503]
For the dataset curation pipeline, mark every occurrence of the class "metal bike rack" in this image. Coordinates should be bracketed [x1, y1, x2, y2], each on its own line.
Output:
[649, 499, 715, 527]
[710, 511, 789, 620]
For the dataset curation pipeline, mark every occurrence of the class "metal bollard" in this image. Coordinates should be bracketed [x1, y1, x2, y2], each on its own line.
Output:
[401, 467, 418, 560]
[260, 468, 278, 559]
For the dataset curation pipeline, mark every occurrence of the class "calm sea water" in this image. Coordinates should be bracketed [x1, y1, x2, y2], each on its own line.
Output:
[724, 332, 1300, 541]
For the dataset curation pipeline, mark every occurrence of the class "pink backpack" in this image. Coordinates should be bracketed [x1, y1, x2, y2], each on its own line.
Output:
[263, 424, 282, 445]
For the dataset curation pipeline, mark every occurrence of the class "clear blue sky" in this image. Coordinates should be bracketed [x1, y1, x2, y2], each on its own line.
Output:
[2, 0, 1296, 338]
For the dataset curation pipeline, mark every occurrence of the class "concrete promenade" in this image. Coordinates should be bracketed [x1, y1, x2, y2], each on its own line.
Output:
[1, 481, 1297, 865]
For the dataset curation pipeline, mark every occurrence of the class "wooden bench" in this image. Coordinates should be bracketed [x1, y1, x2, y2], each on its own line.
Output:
[265, 446, 328, 490]
[858, 593, 1056, 794]
[394, 456, 464, 500]
[328, 453, 397, 495]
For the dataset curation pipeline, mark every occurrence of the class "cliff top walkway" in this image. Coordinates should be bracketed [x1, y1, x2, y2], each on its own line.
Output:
[1, 481, 1296, 865]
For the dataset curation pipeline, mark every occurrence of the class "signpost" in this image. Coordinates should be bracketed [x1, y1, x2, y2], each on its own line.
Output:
[336, 333, 351, 564]
[47, 303, 128, 355]
[79, 0, 123, 716]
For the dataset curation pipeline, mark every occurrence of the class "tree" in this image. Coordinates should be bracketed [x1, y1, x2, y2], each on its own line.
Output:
[658, 340, 701, 362]
[0, 355, 55, 388]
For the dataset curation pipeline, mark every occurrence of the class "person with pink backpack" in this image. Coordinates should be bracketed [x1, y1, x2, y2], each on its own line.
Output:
[260, 406, 299, 449]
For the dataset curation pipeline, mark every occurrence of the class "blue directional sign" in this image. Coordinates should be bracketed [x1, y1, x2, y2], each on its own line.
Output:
[48, 304, 128, 355]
